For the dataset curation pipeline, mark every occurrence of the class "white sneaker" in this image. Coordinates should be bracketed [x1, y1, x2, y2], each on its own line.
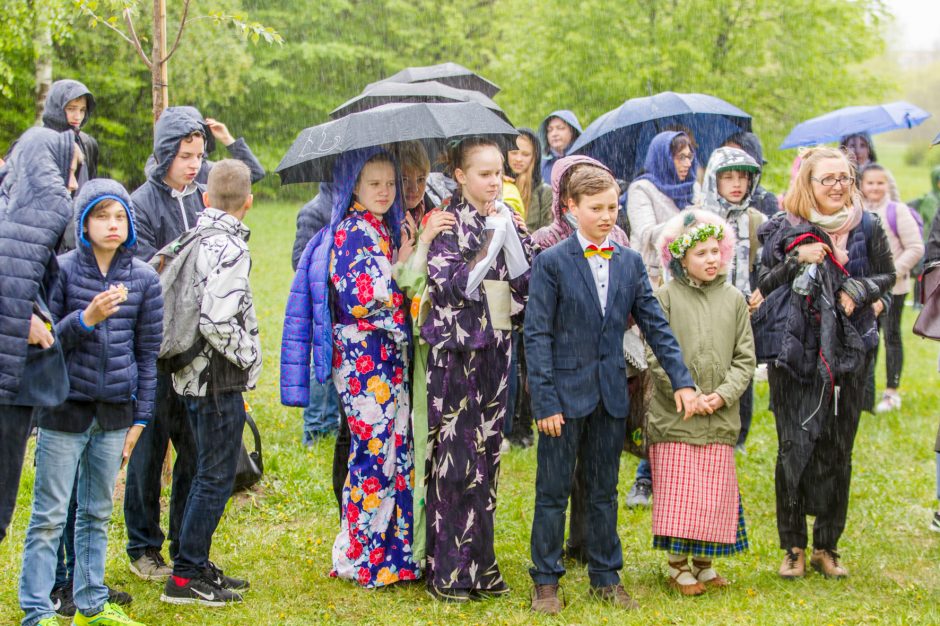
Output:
[875, 392, 901, 414]
[499, 439, 511, 454]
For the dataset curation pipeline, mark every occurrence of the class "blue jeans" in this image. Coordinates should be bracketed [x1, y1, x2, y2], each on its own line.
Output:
[635, 458, 651, 482]
[124, 372, 196, 562]
[174, 392, 245, 578]
[19, 421, 126, 626]
[301, 373, 339, 443]
[54, 475, 78, 587]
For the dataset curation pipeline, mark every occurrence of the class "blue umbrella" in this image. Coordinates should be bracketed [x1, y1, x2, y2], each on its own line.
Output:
[569, 92, 751, 180]
[780, 101, 931, 149]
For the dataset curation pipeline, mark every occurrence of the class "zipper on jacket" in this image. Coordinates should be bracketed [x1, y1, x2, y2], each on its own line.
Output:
[178, 195, 190, 230]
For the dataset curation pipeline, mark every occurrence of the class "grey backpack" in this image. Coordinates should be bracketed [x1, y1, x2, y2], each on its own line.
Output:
[149, 227, 227, 372]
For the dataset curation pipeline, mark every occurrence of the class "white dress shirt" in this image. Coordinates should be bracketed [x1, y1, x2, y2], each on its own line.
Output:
[576, 230, 612, 316]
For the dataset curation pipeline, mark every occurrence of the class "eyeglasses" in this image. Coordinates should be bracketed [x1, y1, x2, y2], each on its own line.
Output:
[811, 175, 855, 188]
[675, 153, 694, 164]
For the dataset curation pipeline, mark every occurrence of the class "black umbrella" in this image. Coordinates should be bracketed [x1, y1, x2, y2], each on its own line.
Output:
[367, 62, 500, 98]
[330, 80, 509, 122]
[276, 102, 518, 184]
[570, 92, 751, 180]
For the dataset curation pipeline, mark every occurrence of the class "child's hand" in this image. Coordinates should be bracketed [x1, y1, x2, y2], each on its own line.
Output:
[83, 288, 124, 326]
[872, 299, 885, 317]
[510, 210, 528, 234]
[700, 393, 725, 413]
[537, 413, 565, 437]
[419, 210, 457, 244]
[674, 387, 698, 420]
[28, 314, 54, 348]
[121, 425, 145, 469]
[204, 118, 235, 147]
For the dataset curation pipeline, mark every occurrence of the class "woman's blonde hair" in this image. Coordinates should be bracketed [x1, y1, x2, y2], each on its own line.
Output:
[783, 146, 857, 219]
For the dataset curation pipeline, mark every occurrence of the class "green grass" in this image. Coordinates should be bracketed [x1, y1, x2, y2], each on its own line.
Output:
[3, 201, 940, 625]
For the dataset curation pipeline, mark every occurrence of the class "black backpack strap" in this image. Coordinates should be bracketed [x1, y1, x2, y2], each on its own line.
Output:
[244, 410, 262, 460]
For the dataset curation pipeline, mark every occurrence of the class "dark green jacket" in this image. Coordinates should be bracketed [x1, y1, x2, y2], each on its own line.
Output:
[646, 271, 756, 446]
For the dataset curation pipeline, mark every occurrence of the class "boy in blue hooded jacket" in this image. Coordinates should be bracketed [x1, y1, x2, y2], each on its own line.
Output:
[18, 178, 162, 626]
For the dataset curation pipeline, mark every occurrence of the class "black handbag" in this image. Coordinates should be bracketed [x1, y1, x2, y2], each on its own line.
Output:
[232, 410, 263, 495]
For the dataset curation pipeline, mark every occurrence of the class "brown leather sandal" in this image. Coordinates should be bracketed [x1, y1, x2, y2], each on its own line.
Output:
[692, 559, 731, 588]
[668, 560, 706, 596]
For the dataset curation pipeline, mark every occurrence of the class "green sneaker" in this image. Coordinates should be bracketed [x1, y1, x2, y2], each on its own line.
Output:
[37, 618, 59, 626]
[72, 602, 147, 626]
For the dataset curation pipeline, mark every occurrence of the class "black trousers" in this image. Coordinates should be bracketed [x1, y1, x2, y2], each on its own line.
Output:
[771, 359, 867, 551]
[0, 404, 33, 544]
[331, 402, 350, 520]
[882, 293, 906, 389]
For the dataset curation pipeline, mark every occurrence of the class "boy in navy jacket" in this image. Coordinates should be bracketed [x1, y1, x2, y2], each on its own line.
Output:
[524, 158, 696, 614]
[18, 179, 162, 626]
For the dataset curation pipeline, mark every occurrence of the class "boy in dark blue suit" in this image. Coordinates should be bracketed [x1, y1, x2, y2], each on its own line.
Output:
[525, 158, 696, 614]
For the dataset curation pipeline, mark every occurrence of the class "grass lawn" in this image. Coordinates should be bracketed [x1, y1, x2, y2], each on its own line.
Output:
[2, 199, 940, 625]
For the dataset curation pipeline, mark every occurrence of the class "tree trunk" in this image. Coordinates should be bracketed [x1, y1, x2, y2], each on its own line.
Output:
[32, 11, 53, 124]
[151, 0, 169, 123]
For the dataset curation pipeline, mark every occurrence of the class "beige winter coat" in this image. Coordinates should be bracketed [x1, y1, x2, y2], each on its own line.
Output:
[866, 198, 925, 295]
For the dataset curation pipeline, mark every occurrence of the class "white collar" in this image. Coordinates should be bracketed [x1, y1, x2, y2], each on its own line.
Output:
[576, 230, 611, 252]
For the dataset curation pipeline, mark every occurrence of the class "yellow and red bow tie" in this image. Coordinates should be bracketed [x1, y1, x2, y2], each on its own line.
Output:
[584, 244, 614, 260]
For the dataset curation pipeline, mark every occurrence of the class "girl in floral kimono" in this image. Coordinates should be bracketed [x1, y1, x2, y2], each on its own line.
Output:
[421, 137, 533, 602]
[328, 148, 420, 587]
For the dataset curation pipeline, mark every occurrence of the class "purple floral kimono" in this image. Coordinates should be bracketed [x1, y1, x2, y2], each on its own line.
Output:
[420, 197, 532, 591]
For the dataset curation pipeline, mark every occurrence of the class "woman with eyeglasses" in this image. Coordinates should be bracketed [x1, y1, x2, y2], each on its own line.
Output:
[755, 146, 894, 580]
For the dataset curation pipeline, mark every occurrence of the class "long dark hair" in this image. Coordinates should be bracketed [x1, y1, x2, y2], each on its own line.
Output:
[503, 127, 544, 188]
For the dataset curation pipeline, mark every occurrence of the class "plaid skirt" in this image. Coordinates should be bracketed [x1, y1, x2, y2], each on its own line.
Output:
[653, 499, 749, 557]
[649, 442, 739, 544]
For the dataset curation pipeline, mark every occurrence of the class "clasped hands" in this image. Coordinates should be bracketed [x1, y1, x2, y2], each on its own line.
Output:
[536, 387, 723, 438]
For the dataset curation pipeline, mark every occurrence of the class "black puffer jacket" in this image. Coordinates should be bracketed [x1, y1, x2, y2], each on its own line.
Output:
[47, 179, 163, 426]
[0, 128, 75, 401]
[130, 107, 207, 260]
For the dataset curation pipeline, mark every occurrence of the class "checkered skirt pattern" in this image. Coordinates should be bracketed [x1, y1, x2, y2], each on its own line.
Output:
[649, 442, 739, 544]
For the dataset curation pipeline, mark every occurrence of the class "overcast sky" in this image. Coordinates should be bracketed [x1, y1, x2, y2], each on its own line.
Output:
[886, 0, 940, 51]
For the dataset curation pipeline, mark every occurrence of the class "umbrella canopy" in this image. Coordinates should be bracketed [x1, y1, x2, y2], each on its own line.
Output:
[276, 101, 517, 184]
[780, 101, 932, 149]
[330, 80, 509, 122]
[569, 92, 752, 181]
[367, 62, 500, 98]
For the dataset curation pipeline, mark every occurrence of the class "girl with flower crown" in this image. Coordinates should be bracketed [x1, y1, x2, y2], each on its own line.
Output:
[646, 209, 756, 595]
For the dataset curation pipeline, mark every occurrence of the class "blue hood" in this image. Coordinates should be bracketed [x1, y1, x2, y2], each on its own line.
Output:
[538, 110, 583, 157]
[41, 79, 96, 132]
[150, 107, 206, 184]
[73, 178, 137, 251]
[175, 105, 217, 155]
[329, 147, 403, 247]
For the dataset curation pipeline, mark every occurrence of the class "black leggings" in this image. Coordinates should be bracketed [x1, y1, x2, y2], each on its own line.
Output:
[882, 293, 906, 389]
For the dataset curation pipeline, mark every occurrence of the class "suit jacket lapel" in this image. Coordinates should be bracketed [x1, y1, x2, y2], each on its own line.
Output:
[567, 236, 604, 320]
[602, 244, 624, 327]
